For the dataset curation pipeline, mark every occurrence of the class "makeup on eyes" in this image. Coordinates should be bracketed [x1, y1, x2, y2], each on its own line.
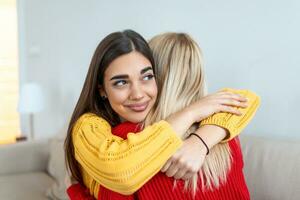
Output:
[110, 66, 153, 80]
[110, 66, 154, 87]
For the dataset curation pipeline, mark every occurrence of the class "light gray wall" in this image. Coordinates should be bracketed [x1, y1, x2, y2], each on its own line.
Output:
[17, 0, 300, 139]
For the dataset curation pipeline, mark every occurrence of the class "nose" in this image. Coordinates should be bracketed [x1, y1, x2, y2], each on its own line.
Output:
[129, 82, 144, 101]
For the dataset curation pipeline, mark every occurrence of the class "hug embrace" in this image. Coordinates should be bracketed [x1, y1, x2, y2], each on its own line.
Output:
[64, 30, 260, 200]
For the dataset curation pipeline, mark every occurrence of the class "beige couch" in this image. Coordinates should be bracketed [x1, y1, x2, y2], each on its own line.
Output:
[0, 137, 68, 200]
[0, 135, 299, 200]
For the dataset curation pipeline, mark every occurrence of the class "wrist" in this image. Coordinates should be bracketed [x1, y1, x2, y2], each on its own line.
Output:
[188, 133, 209, 155]
[183, 106, 199, 123]
[196, 125, 227, 147]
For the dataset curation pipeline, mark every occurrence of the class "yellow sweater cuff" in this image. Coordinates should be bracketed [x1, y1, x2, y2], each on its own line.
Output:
[200, 88, 260, 142]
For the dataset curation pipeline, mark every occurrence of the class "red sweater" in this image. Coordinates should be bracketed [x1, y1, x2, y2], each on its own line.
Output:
[67, 122, 250, 200]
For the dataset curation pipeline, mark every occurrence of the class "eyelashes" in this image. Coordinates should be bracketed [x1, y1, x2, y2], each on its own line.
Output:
[143, 74, 155, 81]
[113, 80, 127, 86]
[112, 74, 155, 87]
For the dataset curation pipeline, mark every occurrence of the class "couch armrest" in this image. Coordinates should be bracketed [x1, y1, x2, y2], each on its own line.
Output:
[0, 140, 50, 175]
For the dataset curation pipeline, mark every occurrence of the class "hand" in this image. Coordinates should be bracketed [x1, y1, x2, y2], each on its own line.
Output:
[186, 91, 248, 122]
[64, 173, 78, 188]
[161, 135, 207, 180]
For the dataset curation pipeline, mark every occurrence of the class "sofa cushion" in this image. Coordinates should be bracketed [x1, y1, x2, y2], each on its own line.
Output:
[0, 172, 54, 200]
[240, 135, 300, 200]
[0, 140, 49, 175]
[46, 130, 68, 200]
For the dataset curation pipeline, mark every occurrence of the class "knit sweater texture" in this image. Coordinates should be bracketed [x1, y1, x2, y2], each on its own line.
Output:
[68, 122, 250, 199]
[69, 88, 259, 198]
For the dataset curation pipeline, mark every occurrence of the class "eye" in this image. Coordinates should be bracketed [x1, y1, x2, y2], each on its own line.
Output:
[113, 80, 127, 86]
[143, 74, 155, 81]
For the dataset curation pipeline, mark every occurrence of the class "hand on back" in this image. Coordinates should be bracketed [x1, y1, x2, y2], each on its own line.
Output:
[161, 135, 207, 180]
[187, 91, 248, 122]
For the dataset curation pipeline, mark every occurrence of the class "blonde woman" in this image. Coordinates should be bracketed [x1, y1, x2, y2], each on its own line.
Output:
[135, 32, 259, 199]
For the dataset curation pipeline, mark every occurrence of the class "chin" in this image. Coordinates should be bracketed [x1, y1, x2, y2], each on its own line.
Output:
[124, 112, 148, 123]
[127, 115, 146, 123]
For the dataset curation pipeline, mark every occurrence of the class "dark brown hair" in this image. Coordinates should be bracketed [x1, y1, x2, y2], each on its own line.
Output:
[64, 30, 155, 184]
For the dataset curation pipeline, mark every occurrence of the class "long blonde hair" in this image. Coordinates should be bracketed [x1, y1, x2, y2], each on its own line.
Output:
[146, 33, 232, 194]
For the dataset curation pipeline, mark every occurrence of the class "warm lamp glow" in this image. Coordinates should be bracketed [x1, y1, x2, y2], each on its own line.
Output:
[0, 0, 20, 144]
[0, 133, 16, 145]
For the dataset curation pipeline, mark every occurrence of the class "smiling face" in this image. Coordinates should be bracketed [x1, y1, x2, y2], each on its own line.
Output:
[100, 51, 157, 123]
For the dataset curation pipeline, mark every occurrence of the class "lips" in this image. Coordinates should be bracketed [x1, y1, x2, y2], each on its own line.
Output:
[125, 101, 149, 112]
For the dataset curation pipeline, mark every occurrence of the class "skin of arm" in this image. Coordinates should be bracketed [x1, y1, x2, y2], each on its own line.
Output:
[165, 90, 248, 136]
[193, 125, 227, 152]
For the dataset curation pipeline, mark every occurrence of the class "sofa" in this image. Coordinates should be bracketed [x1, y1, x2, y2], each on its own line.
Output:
[0, 135, 68, 200]
[0, 134, 299, 200]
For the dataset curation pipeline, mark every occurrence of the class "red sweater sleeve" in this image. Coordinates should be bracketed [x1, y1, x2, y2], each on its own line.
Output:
[67, 183, 95, 200]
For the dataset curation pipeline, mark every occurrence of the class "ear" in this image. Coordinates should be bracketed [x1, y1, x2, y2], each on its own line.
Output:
[98, 85, 107, 98]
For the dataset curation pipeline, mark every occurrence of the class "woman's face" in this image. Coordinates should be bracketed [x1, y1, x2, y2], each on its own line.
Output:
[101, 51, 157, 123]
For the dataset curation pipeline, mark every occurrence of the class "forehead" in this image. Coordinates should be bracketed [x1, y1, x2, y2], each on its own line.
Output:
[104, 51, 152, 78]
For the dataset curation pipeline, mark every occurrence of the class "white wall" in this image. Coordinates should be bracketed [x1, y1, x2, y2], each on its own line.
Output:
[17, 0, 300, 139]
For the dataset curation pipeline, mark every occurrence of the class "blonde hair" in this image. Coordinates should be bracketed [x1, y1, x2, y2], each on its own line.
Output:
[146, 33, 232, 194]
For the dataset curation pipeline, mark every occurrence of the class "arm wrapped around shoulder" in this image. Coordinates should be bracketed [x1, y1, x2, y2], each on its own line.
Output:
[72, 113, 182, 195]
[200, 88, 261, 142]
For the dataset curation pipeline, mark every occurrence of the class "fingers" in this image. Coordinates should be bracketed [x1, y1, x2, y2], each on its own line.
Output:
[165, 162, 180, 177]
[219, 98, 248, 108]
[212, 92, 248, 112]
[164, 155, 198, 179]
[219, 105, 243, 115]
[165, 161, 197, 180]
[173, 168, 188, 180]
[181, 171, 195, 180]
[161, 158, 172, 173]
[218, 92, 248, 102]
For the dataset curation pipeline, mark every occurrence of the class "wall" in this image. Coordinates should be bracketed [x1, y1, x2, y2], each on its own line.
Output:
[17, 0, 300, 139]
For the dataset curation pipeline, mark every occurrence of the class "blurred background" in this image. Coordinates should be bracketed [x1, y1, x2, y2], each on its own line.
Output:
[1, 0, 300, 142]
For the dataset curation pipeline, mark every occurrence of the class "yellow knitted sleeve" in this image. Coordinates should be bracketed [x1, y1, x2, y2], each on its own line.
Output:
[72, 113, 182, 195]
[200, 88, 260, 142]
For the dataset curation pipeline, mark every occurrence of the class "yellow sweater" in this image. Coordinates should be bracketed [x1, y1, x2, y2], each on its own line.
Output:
[73, 117, 182, 196]
[72, 88, 260, 196]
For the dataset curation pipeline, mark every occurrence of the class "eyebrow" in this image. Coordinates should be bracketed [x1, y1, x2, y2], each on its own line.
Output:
[141, 66, 153, 74]
[110, 66, 153, 81]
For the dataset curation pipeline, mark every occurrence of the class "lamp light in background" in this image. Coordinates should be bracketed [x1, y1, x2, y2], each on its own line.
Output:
[18, 82, 45, 140]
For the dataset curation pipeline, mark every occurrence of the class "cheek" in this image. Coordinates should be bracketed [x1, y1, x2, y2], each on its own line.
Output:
[148, 81, 158, 100]
[106, 87, 129, 105]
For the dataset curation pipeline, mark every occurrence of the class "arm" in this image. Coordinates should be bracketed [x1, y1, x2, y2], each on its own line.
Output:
[193, 88, 260, 149]
[75, 103, 209, 196]
[73, 113, 183, 195]
[75, 100, 213, 196]
[200, 88, 261, 142]
[162, 89, 260, 179]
